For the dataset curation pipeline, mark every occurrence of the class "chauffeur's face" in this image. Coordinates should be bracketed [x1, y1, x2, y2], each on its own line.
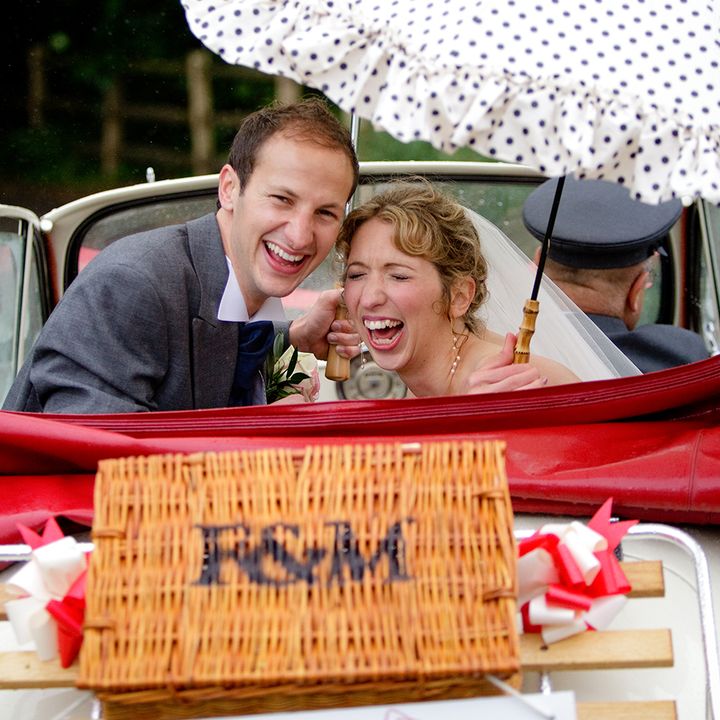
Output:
[218, 132, 354, 317]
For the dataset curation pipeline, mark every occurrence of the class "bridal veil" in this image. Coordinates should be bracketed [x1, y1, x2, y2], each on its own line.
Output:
[468, 208, 640, 381]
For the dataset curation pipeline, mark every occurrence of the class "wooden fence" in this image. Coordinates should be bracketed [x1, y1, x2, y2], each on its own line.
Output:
[26, 46, 302, 178]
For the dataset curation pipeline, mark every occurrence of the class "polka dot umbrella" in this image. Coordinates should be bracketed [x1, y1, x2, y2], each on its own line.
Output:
[182, 0, 720, 206]
[181, 0, 720, 359]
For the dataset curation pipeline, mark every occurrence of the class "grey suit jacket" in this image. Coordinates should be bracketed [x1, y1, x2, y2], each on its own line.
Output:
[3, 213, 285, 413]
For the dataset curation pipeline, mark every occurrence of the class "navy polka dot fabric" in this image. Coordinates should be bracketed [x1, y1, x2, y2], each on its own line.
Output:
[181, 0, 720, 205]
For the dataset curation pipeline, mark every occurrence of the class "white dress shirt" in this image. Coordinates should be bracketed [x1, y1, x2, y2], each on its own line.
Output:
[218, 258, 287, 404]
[217, 257, 287, 322]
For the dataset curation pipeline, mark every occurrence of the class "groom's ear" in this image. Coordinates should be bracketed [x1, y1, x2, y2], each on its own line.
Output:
[449, 276, 475, 318]
[218, 164, 239, 211]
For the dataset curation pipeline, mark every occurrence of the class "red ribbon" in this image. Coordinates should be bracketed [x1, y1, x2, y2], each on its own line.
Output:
[546, 584, 593, 611]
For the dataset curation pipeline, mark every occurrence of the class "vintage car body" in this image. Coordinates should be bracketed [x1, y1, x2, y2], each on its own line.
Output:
[1, 161, 719, 717]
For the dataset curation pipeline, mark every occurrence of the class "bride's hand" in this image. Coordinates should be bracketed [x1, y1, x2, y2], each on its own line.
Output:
[466, 333, 549, 394]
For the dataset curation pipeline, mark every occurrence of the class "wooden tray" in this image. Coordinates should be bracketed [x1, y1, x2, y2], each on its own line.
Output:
[0, 557, 674, 719]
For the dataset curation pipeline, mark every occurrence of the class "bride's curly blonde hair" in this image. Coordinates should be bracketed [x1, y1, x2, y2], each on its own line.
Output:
[335, 179, 488, 334]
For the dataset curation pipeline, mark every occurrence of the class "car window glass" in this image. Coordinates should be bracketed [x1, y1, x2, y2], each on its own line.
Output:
[20, 240, 46, 367]
[0, 229, 22, 401]
[705, 202, 720, 282]
[699, 202, 720, 351]
[638, 240, 664, 326]
[78, 195, 217, 272]
[71, 177, 671, 325]
[0, 217, 46, 403]
[352, 178, 539, 255]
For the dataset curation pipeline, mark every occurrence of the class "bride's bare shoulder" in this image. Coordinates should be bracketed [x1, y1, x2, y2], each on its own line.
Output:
[475, 328, 579, 385]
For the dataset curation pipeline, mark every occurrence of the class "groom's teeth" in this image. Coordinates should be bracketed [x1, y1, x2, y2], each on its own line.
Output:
[266, 242, 303, 263]
[364, 319, 402, 330]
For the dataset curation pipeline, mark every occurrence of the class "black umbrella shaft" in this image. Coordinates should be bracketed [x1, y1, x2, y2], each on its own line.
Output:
[531, 174, 565, 300]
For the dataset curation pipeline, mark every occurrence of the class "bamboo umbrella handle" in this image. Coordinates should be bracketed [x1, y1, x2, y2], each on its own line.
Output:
[514, 176, 564, 364]
[513, 299, 540, 364]
[324, 303, 350, 381]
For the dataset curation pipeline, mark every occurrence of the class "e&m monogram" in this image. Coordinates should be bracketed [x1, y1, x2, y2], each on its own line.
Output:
[194, 518, 415, 588]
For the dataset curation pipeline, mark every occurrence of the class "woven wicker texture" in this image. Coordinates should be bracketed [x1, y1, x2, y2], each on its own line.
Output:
[78, 441, 518, 711]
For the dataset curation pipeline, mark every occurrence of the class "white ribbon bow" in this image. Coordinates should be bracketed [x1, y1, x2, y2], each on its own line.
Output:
[4, 536, 87, 661]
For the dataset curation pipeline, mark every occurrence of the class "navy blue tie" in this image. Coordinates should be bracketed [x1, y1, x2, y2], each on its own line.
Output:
[228, 321, 276, 406]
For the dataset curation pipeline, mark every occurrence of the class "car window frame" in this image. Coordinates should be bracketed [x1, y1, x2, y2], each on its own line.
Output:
[62, 169, 675, 329]
[693, 200, 720, 354]
[0, 206, 51, 401]
[64, 188, 219, 288]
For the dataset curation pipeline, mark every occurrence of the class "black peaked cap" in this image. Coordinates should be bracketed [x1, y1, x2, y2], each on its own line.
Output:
[523, 176, 682, 269]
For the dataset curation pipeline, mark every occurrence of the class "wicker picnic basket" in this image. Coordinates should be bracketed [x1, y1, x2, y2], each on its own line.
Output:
[78, 440, 519, 719]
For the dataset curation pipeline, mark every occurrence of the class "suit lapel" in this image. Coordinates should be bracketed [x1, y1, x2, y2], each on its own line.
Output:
[186, 214, 237, 409]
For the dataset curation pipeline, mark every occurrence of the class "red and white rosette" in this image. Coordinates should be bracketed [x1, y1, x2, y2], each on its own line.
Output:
[518, 498, 637, 644]
[3, 518, 89, 667]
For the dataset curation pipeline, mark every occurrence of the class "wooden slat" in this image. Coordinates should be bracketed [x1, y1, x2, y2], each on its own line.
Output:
[622, 560, 665, 598]
[520, 629, 673, 671]
[0, 628, 673, 690]
[0, 583, 34, 621]
[0, 651, 78, 688]
[0, 559, 672, 711]
[578, 700, 677, 720]
[0, 584, 12, 620]
[0, 661, 679, 720]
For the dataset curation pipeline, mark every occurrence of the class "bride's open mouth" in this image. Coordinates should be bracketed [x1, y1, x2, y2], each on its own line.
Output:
[364, 318, 404, 348]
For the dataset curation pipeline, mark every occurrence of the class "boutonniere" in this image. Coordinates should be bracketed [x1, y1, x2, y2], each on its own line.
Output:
[265, 333, 320, 404]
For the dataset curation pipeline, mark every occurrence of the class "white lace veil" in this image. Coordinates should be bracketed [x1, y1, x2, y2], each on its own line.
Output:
[467, 208, 641, 381]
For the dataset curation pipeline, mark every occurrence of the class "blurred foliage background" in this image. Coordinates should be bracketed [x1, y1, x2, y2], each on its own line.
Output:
[2, 0, 485, 215]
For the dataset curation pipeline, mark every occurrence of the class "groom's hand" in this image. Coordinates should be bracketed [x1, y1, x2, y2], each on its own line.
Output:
[289, 289, 361, 361]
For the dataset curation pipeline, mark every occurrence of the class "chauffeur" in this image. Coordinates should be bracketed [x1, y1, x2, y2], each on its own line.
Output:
[523, 176, 710, 374]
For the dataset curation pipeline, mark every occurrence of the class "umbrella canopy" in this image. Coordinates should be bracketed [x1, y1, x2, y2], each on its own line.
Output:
[181, 0, 720, 205]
